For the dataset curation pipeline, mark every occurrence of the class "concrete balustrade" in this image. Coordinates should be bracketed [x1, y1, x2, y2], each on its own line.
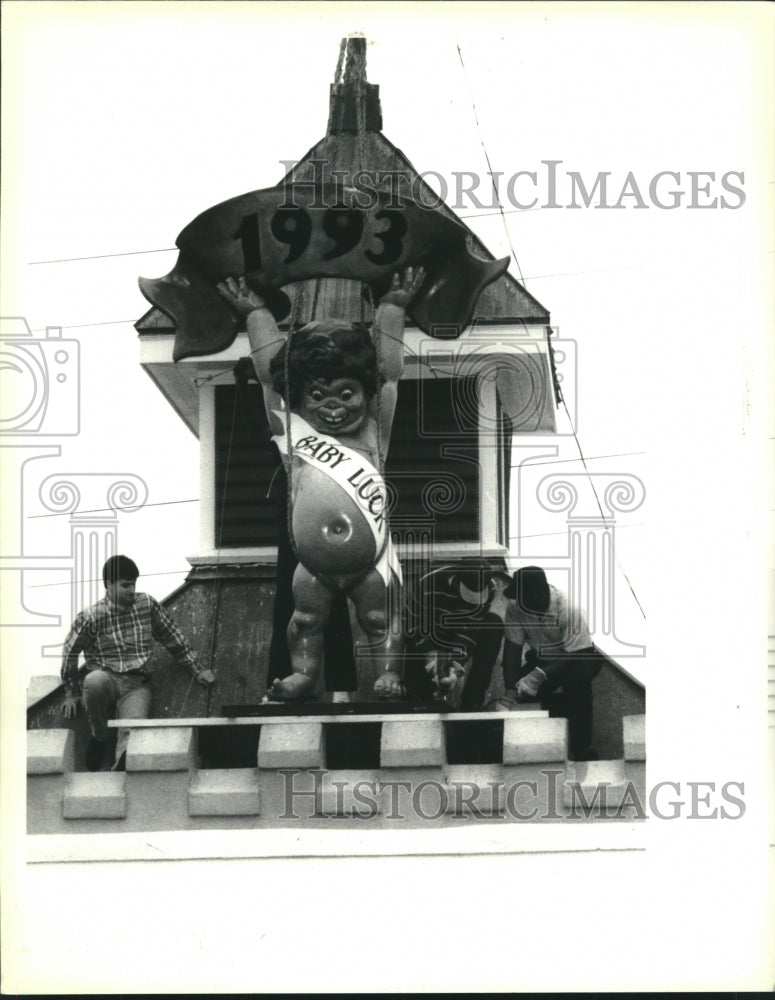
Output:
[562, 759, 629, 812]
[122, 726, 197, 832]
[63, 773, 127, 819]
[623, 714, 646, 759]
[502, 716, 568, 821]
[623, 714, 646, 812]
[442, 764, 505, 816]
[380, 719, 445, 767]
[189, 768, 260, 817]
[374, 719, 446, 821]
[26, 713, 647, 834]
[257, 723, 324, 769]
[127, 726, 197, 771]
[316, 769, 383, 818]
[503, 716, 568, 764]
[27, 728, 74, 774]
[27, 729, 75, 834]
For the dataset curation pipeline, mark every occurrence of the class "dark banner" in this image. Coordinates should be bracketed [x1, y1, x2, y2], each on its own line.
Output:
[139, 184, 509, 360]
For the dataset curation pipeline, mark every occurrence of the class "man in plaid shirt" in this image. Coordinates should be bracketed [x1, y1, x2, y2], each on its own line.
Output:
[61, 555, 215, 771]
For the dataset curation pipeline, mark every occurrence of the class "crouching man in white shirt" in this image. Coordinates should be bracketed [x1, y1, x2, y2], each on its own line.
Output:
[499, 565, 602, 761]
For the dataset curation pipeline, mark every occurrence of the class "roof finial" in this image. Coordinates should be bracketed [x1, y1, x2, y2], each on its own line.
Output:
[327, 35, 382, 134]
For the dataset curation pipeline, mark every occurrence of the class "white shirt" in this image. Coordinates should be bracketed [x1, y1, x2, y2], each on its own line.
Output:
[504, 585, 592, 658]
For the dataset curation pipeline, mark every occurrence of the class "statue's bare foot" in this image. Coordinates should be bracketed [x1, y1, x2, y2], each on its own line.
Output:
[373, 670, 405, 700]
[270, 674, 316, 701]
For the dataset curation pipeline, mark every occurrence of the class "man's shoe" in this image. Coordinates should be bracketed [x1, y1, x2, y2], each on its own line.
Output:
[112, 751, 127, 772]
[86, 737, 107, 772]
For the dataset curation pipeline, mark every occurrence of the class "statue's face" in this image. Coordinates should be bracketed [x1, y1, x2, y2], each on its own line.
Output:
[301, 377, 368, 435]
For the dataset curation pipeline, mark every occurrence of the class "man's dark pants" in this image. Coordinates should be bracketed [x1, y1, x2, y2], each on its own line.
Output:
[404, 613, 504, 709]
[521, 647, 603, 760]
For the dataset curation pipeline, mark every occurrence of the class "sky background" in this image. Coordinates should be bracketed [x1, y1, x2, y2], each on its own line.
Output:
[1, 2, 773, 993]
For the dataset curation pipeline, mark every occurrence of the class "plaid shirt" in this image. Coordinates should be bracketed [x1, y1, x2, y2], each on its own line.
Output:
[61, 592, 198, 697]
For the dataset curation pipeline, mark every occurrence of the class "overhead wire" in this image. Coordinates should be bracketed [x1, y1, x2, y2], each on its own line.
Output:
[559, 396, 647, 619]
[512, 522, 645, 542]
[24, 447, 647, 518]
[28, 319, 137, 333]
[23, 263, 644, 337]
[29, 498, 199, 519]
[28, 569, 198, 589]
[25, 517, 648, 591]
[511, 450, 645, 470]
[455, 39, 647, 622]
[29, 248, 176, 265]
[455, 41, 527, 287]
[20, 261, 644, 339]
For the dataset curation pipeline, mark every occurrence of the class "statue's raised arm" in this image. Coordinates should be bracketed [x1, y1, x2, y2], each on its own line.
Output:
[370, 266, 425, 454]
[217, 276, 287, 436]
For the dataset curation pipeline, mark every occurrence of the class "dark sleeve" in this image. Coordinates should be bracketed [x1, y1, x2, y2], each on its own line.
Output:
[405, 572, 469, 658]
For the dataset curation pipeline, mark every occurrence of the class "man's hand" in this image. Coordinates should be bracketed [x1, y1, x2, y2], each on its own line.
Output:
[374, 669, 405, 700]
[380, 266, 426, 310]
[425, 653, 466, 707]
[424, 652, 444, 699]
[438, 659, 467, 708]
[62, 695, 80, 719]
[516, 667, 547, 700]
[195, 668, 216, 688]
[217, 276, 267, 316]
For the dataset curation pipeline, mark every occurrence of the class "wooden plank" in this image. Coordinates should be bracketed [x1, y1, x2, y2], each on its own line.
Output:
[108, 709, 548, 728]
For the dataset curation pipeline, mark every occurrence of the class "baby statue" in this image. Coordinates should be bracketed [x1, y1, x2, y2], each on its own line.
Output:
[217, 269, 424, 700]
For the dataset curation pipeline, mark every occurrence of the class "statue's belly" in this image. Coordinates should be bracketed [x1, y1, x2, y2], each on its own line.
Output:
[291, 464, 378, 576]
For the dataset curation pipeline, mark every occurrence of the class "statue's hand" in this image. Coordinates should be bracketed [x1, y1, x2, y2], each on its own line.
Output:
[380, 266, 426, 309]
[374, 669, 405, 700]
[217, 276, 267, 316]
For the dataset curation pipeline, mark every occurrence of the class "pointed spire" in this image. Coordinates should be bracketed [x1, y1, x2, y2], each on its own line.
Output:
[327, 35, 382, 134]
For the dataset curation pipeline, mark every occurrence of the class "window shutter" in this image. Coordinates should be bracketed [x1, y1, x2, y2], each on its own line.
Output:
[214, 376, 483, 549]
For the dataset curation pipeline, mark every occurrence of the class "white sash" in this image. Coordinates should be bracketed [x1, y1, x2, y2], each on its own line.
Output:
[273, 411, 402, 586]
